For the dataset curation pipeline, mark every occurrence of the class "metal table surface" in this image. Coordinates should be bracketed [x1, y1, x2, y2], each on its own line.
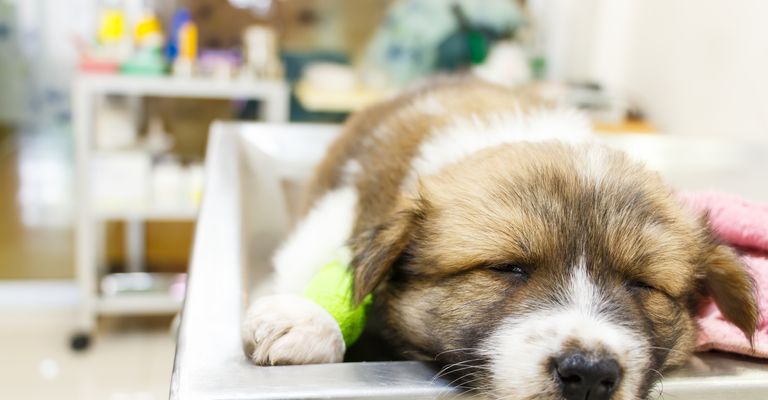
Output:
[171, 123, 768, 399]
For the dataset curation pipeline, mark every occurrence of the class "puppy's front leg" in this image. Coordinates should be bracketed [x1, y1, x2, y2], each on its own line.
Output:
[244, 187, 358, 365]
[242, 294, 345, 365]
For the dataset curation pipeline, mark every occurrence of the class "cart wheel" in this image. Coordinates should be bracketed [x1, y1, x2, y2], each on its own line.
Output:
[70, 333, 91, 351]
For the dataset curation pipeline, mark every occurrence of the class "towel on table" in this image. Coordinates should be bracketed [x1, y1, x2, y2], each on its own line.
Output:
[678, 191, 768, 358]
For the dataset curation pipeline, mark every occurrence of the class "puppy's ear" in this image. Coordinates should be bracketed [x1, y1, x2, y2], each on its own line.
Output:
[700, 243, 759, 342]
[350, 198, 422, 304]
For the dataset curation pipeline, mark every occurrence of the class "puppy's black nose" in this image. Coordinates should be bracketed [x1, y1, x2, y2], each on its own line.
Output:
[554, 352, 621, 400]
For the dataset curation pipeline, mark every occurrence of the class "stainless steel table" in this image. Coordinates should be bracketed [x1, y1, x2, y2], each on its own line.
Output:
[171, 123, 768, 399]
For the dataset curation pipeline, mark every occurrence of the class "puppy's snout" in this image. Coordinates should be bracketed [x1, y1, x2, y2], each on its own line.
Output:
[554, 352, 620, 400]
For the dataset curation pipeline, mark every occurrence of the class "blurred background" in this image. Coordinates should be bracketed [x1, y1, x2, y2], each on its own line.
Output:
[0, 0, 766, 399]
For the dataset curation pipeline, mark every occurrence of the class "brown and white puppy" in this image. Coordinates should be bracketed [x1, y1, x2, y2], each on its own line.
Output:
[243, 79, 758, 400]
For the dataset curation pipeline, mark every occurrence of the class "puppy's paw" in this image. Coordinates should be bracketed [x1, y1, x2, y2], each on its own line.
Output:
[242, 294, 345, 365]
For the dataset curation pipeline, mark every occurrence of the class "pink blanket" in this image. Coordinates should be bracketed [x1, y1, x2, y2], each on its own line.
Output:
[679, 192, 768, 358]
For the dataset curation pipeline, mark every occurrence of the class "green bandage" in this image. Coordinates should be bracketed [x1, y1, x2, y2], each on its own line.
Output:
[303, 254, 373, 347]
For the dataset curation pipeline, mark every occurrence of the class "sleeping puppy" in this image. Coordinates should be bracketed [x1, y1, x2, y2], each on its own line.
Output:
[243, 79, 758, 400]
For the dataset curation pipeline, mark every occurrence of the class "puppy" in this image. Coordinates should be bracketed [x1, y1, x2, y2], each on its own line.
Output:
[243, 79, 758, 400]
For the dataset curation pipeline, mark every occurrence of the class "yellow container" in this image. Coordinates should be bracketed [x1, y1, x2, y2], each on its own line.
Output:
[98, 9, 126, 44]
[179, 22, 198, 60]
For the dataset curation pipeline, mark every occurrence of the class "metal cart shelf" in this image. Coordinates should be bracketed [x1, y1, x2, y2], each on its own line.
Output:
[172, 122, 768, 399]
[71, 74, 289, 350]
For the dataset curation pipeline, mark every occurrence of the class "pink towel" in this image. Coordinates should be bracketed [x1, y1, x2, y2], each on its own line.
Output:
[678, 191, 768, 358]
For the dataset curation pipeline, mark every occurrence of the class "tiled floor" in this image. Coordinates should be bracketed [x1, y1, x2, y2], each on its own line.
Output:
[0, 292, 175, 400]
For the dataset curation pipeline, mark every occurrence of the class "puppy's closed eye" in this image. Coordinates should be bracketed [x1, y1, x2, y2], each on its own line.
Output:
[627, 280, 657, 292]
[489, 263, 530, 281]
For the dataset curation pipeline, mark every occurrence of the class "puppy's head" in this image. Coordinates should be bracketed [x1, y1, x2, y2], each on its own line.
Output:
[351, 142, 758, 400]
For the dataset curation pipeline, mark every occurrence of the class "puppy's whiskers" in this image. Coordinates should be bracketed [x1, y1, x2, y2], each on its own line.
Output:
[649, 368, 665, 400]
[431, 358, 486, 382]
[446, 372, 486, 392]
[434, 347, 480, 360]
[433, 364, 492, 382]
[438, 373, 490, 400]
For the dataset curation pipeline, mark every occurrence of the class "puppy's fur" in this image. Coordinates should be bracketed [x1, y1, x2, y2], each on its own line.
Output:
[243, 79, 758, 399]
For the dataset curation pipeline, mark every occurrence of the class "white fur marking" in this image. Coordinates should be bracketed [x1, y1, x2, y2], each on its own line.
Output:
[403, 109, 592, 191]
[272, 186, 357, 294]
[481, 263, 649, 399]
[581, 145, 610, 185]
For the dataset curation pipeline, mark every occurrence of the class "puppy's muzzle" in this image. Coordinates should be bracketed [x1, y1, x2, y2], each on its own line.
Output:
[553, 351, 621, 400]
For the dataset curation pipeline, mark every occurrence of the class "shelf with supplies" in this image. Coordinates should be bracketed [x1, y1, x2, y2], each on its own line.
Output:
[89, 150, 204, 221]
[71, 72, 290, 351]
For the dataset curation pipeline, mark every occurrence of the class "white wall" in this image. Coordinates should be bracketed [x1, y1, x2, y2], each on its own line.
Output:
[541, 0, 768, 139]
[529, 0, 593, 82]
[624, 0, 768, 139]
